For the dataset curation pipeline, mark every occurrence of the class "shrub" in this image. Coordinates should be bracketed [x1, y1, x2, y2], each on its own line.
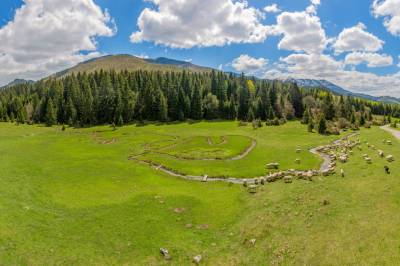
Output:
[238, 121, 248, 127]
[337, 118, 350, 129]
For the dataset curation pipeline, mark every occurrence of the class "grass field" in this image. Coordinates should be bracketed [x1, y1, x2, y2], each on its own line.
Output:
[1, 121, 399, 265]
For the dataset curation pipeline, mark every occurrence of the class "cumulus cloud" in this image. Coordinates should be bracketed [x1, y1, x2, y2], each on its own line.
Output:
[306, 0, 321, 15]
[345, 52, 393, 67]
[271, 11, 328, 54]
[264, 53, 400, 97]
[231, 54, 268, 73]
[131, 0, 269, 48]
[332, 23, 384, 54]
[264, 4, 281, 13]
[0, 0, 115, 85]
[372, 0, 400, 36]
[280, 53, 343, 79]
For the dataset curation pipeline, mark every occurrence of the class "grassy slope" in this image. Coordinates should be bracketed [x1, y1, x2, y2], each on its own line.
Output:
[0, 122, 399, 265]
[54, 55, 210, 78]
[135, 122, 338, 178]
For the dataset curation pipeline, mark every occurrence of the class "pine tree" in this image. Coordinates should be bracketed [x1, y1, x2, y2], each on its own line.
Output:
[302, 108, 311, 124]
[247, 107, 255, 122]
[45, 98, 57, 127]
[317, 116, 327, 134]
[191, 86, 202, 120]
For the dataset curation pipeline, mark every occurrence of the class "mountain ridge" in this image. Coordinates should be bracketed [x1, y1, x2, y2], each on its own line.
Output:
[2, 54, 398, 104]
[283, 78, 400, 104]
[53, 54, 211, 78]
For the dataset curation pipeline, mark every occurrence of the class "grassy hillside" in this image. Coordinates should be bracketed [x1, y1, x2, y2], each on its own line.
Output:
[54, 55, 211, 77]
[1, 121, 400, 265]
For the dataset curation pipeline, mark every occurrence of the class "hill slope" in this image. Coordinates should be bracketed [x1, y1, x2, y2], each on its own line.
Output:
[54, 54, 210, 78]
[285, 78, 400, 104]
[0, 78, 34, 89]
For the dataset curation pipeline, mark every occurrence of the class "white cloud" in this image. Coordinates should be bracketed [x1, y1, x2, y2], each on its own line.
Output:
[372, 0, 400, 36]
[231, 54, 268, 73]
[280, 53, 343, 78]
[332, 23, 384, 53]
[306, 0, 321, 15]
[271, 11, 328, 54]
[0, 0, 115, 85]
[345, 52, 393, 67]
[264, 4, 281, 13]
[131, 0, 269, 48]
[264, 53, 400, 97]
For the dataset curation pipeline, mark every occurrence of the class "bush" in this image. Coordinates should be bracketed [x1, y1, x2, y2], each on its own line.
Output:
[238, 121, 248, 127]
[337, 118, 350, 129]
[327, 126, 340, 135]
[364, 122, 372, 129]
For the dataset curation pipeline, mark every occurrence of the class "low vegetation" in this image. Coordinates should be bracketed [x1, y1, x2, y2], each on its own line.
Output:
[1, 120, 399, 265]
[1, 70, 399, 132]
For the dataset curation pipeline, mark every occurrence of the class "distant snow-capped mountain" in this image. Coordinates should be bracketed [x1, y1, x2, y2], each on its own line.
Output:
[284, 78, 400, 104]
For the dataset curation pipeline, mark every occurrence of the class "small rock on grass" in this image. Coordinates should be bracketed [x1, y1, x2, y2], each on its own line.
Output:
[160, 248, 171, 260]
[193, 255, 202, 264]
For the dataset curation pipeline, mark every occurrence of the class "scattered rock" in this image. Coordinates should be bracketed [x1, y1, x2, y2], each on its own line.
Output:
[196, 224, 209, 230]
[321, 199, 330, 206]
[160, 248, 171, 260]
[249, 238, 257, 246]
[193, 255, 202, 264]
[185, 223, 193, 229]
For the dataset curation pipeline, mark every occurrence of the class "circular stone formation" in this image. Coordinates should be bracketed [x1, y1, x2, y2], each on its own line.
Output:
[144, 135, 255, 161]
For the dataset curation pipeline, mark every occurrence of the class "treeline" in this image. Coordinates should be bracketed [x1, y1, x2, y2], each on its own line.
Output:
[0, 70, 399, 131]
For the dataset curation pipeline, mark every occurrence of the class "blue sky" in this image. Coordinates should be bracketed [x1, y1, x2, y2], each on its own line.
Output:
[0, 0, 399, 96]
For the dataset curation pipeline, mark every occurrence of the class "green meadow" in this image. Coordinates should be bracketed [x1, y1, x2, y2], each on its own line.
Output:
[1, 121, 400, 265]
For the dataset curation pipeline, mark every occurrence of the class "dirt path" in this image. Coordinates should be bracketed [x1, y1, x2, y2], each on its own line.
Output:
[230, 139, 257, 160]
[309, 133, 359, 172]
[130, 133, 360, 184]
[381, 125, 400, 140]
[142, 137, 257, 161]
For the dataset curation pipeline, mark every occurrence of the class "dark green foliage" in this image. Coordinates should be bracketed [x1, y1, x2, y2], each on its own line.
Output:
[317, 116, 327, 134]
[45, 98, 57, 127]
[0, 70, 399, 127]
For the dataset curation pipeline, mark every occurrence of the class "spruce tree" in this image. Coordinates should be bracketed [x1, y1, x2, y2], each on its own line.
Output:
[45, 98, 57, 127]
[191, 86, 202, 120]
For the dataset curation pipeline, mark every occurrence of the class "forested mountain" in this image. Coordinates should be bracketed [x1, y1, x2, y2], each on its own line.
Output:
[0, 79, 34, 89]
[1, 68, 399, 134]
[54, 55, 210, 78]
[285, 78, 400, 104]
